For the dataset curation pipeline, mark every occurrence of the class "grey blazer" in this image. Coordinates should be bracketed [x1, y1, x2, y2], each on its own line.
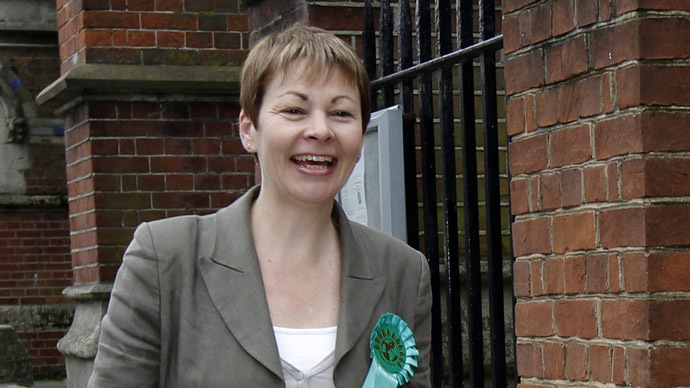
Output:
[88, 186, 432, 387]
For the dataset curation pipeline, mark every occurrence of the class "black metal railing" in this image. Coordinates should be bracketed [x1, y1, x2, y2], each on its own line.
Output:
[363, 0, 512, 386]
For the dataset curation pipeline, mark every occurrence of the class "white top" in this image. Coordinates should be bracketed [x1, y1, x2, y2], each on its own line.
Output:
[273, 326, 338, 388]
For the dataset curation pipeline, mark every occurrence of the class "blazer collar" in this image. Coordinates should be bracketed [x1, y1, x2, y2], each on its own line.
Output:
[199, 186, 385, 379]
[198, 186, 283, 378]
[332, 201, 386, 365]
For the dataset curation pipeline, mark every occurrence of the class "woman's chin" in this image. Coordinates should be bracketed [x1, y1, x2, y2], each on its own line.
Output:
[288, 185, 342, 207]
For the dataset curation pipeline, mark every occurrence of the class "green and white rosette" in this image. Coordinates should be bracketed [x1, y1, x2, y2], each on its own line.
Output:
[361, 313, 418, 387]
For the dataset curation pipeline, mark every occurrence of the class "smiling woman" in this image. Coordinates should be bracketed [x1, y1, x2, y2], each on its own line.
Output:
[239, 58, 365, 208]
[87, 24, 432, 388]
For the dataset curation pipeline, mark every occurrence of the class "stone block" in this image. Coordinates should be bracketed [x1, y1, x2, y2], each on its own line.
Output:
[0, 325, 32, 386]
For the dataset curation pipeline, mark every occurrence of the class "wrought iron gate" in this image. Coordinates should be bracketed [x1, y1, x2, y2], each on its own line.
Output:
[362, 0, 513, 386]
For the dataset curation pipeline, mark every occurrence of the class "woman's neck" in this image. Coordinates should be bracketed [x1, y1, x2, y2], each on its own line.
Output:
[250, 189, 343, 328]
[250, 190, 338, 265]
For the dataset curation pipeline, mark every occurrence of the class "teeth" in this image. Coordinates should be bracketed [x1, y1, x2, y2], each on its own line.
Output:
[293, 155, 334, 163]
[303, 164, 328, 170]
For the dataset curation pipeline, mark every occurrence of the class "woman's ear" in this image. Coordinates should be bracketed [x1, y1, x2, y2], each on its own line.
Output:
[238, 109, 256, 153]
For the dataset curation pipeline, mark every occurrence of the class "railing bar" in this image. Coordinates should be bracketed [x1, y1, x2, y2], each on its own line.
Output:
[436, 0, 452, 56]
[457, 0, 485, 386]
[398, 0, 419, 249]
[436, 0, 463, 386]
[443, 48, 467, 388]
[483, 53, 508, 388]
[363, 0, 377, 111]
[402, 114, 419, 249]
[371, 35, 503, 88]
[416, 0, 443, 386]
[398, 0, 414, 112]
[380, 0, 395, 107]
[420, 78, 442, 387]
[479, 0, 507, 386]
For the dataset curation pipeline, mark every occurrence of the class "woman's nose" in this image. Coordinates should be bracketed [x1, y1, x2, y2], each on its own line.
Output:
[304, 112, 333, 141]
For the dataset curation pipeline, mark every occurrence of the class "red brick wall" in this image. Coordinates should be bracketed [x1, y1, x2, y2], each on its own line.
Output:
[64, 100, 254, 283]
[0, 212, 71, 305]
[56, 0, 249, 73]
[247, 0, 370, 51]
[24, 142, 68, 196]
[505, 0, 690, 386]
[17, 327, 69, 377]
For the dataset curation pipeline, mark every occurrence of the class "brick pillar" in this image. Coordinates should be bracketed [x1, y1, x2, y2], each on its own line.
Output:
[504, 1, 690, 387]
[37, 1, 251, 387]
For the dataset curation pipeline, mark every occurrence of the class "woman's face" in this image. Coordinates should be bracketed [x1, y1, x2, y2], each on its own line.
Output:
[240, 59, 365, 208]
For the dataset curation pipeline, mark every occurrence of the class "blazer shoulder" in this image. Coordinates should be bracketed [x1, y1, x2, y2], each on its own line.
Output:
[347, 221, 425, 267]
[137, 211, 217, 258]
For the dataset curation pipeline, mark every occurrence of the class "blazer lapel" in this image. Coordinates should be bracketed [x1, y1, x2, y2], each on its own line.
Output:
[197, 187, 283, 379]
[333, 204, 386, 364]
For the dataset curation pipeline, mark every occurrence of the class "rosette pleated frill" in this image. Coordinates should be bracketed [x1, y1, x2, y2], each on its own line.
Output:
[362, 313, 419, 387]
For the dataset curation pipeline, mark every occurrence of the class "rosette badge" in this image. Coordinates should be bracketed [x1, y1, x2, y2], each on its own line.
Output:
[362, 313, 419, 387]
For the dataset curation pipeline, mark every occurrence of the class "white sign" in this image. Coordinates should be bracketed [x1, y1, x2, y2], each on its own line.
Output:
[338, 105, 407, 242]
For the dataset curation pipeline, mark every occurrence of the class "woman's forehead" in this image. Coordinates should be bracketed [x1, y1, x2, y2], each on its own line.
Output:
[272, 58, 355, 87]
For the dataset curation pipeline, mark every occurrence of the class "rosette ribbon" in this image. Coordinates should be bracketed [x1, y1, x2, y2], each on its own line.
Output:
[361, 313, 418, 388]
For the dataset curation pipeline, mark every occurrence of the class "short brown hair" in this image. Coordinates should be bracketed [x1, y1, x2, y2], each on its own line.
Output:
[240, 24, 371, 130]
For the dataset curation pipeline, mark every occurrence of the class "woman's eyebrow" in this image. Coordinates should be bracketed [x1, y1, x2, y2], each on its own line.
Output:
[276, 92, 356, 105]
[278, 91, 309, 100]
[332, 95, 356, 104]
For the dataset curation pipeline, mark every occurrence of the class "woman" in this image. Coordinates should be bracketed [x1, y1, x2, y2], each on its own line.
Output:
[88, 25, 431, 387]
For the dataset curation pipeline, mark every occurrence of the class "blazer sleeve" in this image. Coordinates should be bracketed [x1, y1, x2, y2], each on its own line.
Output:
[88, 223, 161, 388]
[409, 251, 433, 388]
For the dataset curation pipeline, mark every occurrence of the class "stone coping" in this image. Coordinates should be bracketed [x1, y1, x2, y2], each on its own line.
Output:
[0, 194, 67, 210]
[36, 64, 242, 115]
[61, 283, 113, 301]
[0, 305, 74, 332]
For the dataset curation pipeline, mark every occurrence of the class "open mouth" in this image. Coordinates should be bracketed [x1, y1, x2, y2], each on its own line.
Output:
[291, 155, 335, 170]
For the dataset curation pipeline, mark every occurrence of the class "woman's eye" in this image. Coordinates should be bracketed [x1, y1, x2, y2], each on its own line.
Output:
[333, 111, 354, 118]
[283, 108, 303, 115]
